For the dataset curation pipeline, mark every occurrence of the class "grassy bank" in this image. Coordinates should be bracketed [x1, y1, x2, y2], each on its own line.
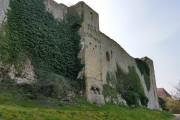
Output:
[0, 91, 173, 120]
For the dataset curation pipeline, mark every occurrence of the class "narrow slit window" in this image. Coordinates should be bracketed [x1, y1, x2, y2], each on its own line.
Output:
[106, 51, 110, 62]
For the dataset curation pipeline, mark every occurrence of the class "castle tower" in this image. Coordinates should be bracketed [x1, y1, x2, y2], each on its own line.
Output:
[69, 2, 105, 104]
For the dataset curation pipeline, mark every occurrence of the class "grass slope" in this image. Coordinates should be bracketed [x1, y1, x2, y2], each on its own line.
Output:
[0, 91, 173, 120]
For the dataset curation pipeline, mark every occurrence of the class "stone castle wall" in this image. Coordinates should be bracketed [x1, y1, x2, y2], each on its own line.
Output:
[68, 1, 159, 109]
[0, 0, 159, 109]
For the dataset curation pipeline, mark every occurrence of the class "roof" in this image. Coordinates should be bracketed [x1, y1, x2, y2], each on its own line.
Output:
[157, 88, 171, 98]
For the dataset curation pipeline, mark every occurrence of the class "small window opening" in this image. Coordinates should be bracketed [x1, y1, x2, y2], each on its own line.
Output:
[81, 3, 83, 7]
[90, 87, 96, 94]
[96, 88, 100, 94]
[90, 12, 93, 20]
[111, 50, 113, 58]
[106, 51, 110, 62]
[90, 86, 100, 95]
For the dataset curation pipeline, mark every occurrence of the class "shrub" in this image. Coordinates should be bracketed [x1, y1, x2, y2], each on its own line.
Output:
[158, 97, 168, 111]
[166, 97, 180, 114]
[35, 71, 72, 98]
[0, 73, 73, 100]
[0, 78, 16, 90]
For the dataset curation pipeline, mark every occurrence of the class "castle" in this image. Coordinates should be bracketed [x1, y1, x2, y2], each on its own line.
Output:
[0, 0, 159, 109]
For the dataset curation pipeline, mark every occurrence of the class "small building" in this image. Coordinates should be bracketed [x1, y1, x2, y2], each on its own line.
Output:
[157, 88, 171, 99]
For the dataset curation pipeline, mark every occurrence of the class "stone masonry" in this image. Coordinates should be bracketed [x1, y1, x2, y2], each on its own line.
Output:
[0, 0, 160, 109]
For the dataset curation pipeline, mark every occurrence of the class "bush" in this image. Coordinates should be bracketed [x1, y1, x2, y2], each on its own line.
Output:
[0, 78, 16, 90]
[158, 97, 168, 111]
[0, 73, 73, 100]
[35, 71, 72, 98]
[166, 97, 180, 114]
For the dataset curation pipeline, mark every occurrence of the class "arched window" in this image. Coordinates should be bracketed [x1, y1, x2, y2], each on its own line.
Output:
[111, 50, 113, 58]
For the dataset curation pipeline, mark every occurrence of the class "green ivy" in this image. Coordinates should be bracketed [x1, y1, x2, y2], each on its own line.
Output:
[135, 58, 151, 91]
[104, 65, 148, 106]
[0, 0, 83, 81]
[103, 84, 117, 101]
[0, 0, 84, 98]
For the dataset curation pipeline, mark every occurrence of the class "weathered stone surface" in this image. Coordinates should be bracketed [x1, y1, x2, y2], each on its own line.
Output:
[8, 59, 35, 84]
[67, 1, 160, 109]
[44, 0, 68, 20]
[0, 59, 35, 84]
[0, 0, 160, 109]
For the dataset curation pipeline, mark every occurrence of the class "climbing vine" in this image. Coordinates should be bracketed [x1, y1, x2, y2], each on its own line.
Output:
[135, 58, 151, 91]
[104, 65, 148, 106]
[0, 0, 82, 81]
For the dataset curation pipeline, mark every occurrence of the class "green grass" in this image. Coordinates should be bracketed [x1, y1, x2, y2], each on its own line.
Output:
[0, 91, 173, 120]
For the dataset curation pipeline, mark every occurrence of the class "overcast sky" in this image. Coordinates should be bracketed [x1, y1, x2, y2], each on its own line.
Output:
[54, 0, 180, 93]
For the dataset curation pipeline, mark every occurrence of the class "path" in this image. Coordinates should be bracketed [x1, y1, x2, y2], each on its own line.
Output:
[174, 114, 180, 120]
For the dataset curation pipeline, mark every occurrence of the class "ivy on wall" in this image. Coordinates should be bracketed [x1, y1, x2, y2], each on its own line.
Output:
[0, 0, 82, 81]
[135, 58, 151, 91]
[104, 65, 148, 106]
[103, 84, 117, 102]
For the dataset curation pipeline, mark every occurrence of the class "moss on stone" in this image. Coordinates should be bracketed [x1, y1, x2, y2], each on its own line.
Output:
[0, 0, 83, 98]
[103, 84, 117, 99]
[135, 58, 151, 91]
[104, 65, 148, 106]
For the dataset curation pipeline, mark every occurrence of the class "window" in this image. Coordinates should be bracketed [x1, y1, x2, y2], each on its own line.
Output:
[81, 3, 83, 7]
[90, 87, 96, 94]
[111, 50, 113, 58]
[96, 88, 100, 94]
[90, 12, 93, 20]
[106, 51, 110, 62]
[90, 86, 100, 95]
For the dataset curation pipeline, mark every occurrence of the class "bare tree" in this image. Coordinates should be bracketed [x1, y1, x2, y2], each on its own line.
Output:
[174, 80, 180, 100]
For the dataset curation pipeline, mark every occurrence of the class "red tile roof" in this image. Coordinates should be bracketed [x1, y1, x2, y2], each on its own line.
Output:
[157, 88, 171, 98]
